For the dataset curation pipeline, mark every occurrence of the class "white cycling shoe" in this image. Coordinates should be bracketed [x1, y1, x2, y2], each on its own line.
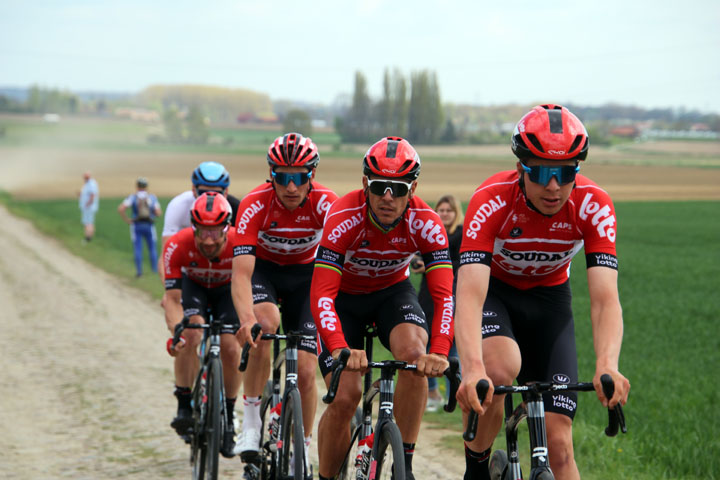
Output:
[235, 427, 261, 461]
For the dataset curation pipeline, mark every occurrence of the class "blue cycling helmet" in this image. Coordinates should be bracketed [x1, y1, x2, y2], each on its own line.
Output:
[191, 162, 230, 188]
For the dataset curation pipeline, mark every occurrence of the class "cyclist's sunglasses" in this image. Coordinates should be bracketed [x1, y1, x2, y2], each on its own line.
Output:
[367, 179, 413, 197]
[192, 223, 229, 240]
[521, 163, 580, 186]
[272, 170, 312, 186]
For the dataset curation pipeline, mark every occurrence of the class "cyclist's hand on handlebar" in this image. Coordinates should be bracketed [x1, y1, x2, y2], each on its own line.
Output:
[457, 370, 493, 415]
[333, 348, 367, 372]
[237, 321, 260, 349]
[593, 369, 630, 408]
[166, 336, 186, 356]
[415, 353, 449, 377]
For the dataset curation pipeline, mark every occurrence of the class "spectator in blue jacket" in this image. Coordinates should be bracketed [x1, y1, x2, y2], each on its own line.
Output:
[118, 177, 163, 277]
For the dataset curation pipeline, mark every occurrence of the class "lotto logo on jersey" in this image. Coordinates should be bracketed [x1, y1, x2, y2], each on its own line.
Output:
[328, 213, 363, 243]
[317, 297, 338, 331]
[316, 193, 332, 216]
[408, 211, 446, 245]
[578, 193, 616, 242]
[236, 200, 264, 235]
[466, 195, 507, 240]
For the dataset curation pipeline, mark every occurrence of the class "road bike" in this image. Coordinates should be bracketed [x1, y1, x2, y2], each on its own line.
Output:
[172, 314, 237, 480]
[239, 324, 316, 480]
[324, 325, 461, 480]
[463, 375, 627, 480]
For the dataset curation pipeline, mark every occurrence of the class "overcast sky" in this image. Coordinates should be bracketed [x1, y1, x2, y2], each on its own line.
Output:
[2, 0, 719, 113]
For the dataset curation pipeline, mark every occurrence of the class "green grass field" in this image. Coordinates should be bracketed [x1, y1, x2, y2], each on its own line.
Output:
[2, 191, 718, 479]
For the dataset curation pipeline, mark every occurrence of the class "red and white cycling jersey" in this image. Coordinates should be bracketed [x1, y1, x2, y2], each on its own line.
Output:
[232, 182, 337, 265]
[460, 170, 618, 290]
[311, 190, 455, 355]
[163, 228, 237, 289]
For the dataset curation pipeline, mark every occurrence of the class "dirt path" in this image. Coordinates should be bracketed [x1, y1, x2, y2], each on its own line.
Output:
[0, 205, 464, 479]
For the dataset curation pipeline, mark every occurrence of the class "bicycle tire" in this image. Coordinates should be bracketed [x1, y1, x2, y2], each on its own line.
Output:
[204, 357, 223, 480]
[372, 421, 405, 480]
[488, 450, 508, 480]
[259, 380, 276, 480]
[191, 366, 209, 480]
[336, 407, 363, 480]
[278, 388, 305, 480]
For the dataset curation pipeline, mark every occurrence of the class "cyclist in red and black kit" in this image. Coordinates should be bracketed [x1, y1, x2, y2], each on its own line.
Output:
[231, 133, 338, 467]
[310, 137, 455, 480]
[454, 105, 631, 480]
[163, 192, 242, 458]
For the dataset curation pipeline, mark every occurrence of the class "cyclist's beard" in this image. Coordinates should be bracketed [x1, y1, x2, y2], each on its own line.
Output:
[197, 240, 225, 261]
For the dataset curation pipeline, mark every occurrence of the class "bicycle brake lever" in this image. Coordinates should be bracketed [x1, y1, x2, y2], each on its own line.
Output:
[463, 379, 490, 442]
[171, 317, 189, 348]
[443, 357, 461, 413]
[600, 373, 627, 436]
[322, 348, 351, 404]
[239, 323, 262, 372]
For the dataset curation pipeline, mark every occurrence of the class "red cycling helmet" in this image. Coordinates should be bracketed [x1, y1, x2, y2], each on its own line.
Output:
[363, 137, 421, 180]
[511, 104, 589, 162]
[190, 192, 232, 227]
[267, 133, 320, 169]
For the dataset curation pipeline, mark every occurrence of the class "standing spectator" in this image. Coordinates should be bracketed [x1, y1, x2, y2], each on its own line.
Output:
[78, 171, 99, 244]
[412, 194, 464, 411]
[118, 177, 163, 277]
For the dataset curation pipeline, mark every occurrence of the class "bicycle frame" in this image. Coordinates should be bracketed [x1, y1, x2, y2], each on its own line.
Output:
[239, 324, 316, 480]
[324, 326, 461, 480]
[464, 376, 626, 480]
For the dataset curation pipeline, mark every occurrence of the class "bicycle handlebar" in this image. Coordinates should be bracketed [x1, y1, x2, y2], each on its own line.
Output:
[238, 323, 263, 372]
[171, 317, 190, 348]
[463, 375, 626, 442]
[322, 349, 461, 412]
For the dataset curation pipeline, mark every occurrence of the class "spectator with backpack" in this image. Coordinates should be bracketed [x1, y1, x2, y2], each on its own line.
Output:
[118, 177, 163, 277]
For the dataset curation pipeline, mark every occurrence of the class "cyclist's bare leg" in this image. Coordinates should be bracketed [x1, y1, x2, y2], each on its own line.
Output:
[545, 413, 579, 480]
[243, 302, 280, 397]
[389, 323, 428, 443]
[220, 334, 242, 398]
[174, 316, 203, 387]
[464, 336, 521, 452]
[318, 370, 362, 478]
[298, 350, 318, 435]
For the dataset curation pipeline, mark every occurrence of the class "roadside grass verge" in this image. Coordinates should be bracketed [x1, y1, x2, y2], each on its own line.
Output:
[1, 192, 718, 478]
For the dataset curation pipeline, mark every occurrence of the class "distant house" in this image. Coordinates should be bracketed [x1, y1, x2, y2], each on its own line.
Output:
[610, 126, 640, 138]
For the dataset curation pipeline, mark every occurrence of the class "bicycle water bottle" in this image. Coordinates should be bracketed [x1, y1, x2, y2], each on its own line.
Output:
[355, 433, 374, 479]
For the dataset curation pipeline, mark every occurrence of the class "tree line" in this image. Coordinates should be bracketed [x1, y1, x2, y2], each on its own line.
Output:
[335, 69, 451, 145]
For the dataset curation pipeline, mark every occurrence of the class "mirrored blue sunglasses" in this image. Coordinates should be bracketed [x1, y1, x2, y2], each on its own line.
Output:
[272, 170, 312, 186]
[521, 163, 580, 186]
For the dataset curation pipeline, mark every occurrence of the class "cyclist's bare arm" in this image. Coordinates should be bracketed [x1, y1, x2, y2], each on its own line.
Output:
[587, 266, 630, 407]
[231, 254, 259, 347]
[163, 288, 187, 354]
[454, 263, 494, 414]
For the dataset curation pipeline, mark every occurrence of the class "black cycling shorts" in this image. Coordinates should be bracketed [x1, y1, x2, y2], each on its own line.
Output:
[181, 276, 239, 335]
[318, 279, 429, 377]
[251, 258, 317, 354]
[482, 277, 579, 419]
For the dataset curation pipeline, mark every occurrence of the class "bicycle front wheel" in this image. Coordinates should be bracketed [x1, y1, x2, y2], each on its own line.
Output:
[337, 407, 363, 480]
[204, 357, 223, 480]
[372, 421, 405, 480]
[278, 388, 305, 480]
